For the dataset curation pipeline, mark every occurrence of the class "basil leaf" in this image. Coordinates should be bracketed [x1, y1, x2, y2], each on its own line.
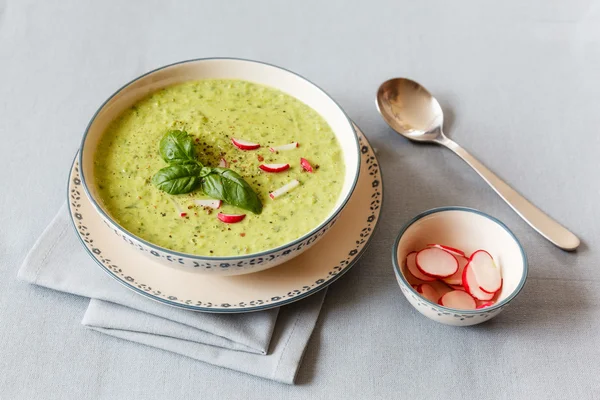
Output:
[201, 168, 263, 214]
[159, 130, 199, 165]
[151, 164, 202, 195]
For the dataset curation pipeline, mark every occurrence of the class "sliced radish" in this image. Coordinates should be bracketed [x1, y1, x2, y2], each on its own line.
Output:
[442, 256, 468, 285]
[231, 138, 260, 150]
[416, 284, 439, 304]
[269, 179, 300, 199]
[259, 163, 290, 173]
[217, 213, 246, 223]
[405, 251, 436, 282]
[448, 284, 466, 291]
[462, 262, 494, 301]
[480, 279, 503, 294]
[476, 301, 495, 309]
[439, 290, 476, 310]
[169, 198, 186, 218]
[218, 158, 229, 168]
[416, 247, 459, 278]
[269, 142, 298, 152]
[469, 250, 502, 294]
[300, 158, 314, 173]
[426, 244, 466, 258]
[194, 199, 222, 209]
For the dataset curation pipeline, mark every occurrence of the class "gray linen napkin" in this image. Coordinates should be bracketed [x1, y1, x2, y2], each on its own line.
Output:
[18, 204, 326, 384]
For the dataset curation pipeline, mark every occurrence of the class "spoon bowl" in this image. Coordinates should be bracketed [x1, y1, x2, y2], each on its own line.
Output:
[376, 77, 580, 251]
[376, 78, 444, 142]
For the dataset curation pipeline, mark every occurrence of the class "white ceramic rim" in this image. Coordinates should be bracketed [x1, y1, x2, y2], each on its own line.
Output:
[77, 57, 361, 261]
[391, 207, 528, 314]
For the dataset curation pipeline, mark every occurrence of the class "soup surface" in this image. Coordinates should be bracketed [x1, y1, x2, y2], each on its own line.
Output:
[94, 79, 345, 256]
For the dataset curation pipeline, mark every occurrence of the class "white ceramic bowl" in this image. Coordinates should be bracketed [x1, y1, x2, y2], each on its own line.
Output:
[78, 58, 360, 276]
[392, 207, 528, 326]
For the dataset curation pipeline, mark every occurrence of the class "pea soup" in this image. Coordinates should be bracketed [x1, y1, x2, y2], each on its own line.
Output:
[94, 79, 345, 256]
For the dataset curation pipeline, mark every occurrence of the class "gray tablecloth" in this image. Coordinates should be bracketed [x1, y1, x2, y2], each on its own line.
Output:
[1, 0, 599, 398]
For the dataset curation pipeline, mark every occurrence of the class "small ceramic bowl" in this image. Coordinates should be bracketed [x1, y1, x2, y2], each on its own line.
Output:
[78, 58, 360, 276]
[392, 207, 527, 326]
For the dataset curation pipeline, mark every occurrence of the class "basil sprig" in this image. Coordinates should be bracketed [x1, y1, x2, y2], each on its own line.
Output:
[151, 130, 263, 214]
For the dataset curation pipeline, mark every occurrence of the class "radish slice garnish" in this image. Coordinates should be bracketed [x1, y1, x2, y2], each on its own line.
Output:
[231, 138, 260, 150]
[219, 158, 229, 168]
[416, 283, 439, 304]
[169, 198, 187, 217]
[269, 142, 298, 152]
[476, 301, 495, 309]
[426, 244, 466, 258]
[259, 163, 290, 173]
[462, 262, 494, 301]
[448, 284, 466, 291]
[269, 179, 300, 199]
[194, 199, 222, 209]
[480, 279, 503, 294]
[406, 251, 436, 282]
[217, 213, 246, 223]
[300, 158, 314, 173]
[469, 250, 502, 294]
[416, 247, 459, 278]
[442, 256, 468, 285]
[439, 290, 476, 310]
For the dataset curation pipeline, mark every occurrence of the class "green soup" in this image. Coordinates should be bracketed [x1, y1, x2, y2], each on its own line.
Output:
[94, 79, 345, 256]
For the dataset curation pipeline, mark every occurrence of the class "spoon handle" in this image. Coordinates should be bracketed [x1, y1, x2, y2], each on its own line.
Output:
[439, 137, 580, 251]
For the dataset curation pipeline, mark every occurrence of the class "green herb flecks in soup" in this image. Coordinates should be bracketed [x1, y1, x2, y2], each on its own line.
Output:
[94, 79, 345, 256]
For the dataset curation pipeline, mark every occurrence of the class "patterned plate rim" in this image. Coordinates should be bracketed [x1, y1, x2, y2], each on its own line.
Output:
[68, 123, 383, 313]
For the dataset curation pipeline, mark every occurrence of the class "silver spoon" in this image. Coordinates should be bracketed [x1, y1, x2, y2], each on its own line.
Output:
[376, 78, 580, 251]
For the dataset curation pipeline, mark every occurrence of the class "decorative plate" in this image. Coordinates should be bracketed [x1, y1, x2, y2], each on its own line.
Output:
[68, 124, 382, 312]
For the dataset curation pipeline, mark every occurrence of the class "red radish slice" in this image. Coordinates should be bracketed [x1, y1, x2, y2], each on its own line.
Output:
[470, 250, 502, 294]
[219, 158, 229, 168]
[217, 213, 246, 223]
[462, 262, 494, 301]
[442, 256, 468, 285]
[448, 284, 465, 291]
[476, 301, 495, 309]
[194, 199, 221, 209]
[169, 198, 186, 218]
[269, 142, 298, 152]
[406, 251, 436, 282]
[426, 244, 466, 258]
[416, 247, 459, 278]
[300, 158, 314, 173]
[416, 284, 439, 304]
[269, 179, 300, 199]
[439, 290, 476, 310]
[481, 279, 503, 294]
[231, 138, 260, 150]
[259, 163, 290, 173]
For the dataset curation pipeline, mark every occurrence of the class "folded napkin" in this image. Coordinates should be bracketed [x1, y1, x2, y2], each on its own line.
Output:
[18, 204, 326, 384]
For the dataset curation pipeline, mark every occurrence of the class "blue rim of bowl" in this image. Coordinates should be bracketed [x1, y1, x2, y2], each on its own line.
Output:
[77, 57, 361, 261]
[391, 207, 528, 314]
[68, 125, 382, 312]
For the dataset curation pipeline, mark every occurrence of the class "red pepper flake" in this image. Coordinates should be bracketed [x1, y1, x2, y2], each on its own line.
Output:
[232, 159, 238, 163]
[257, 155, 264, 162]
[180, 212, 187, 218]
[240, 233, 246, 237]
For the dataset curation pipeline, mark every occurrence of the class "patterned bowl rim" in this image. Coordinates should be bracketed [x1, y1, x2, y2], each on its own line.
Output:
[77, 57, 361, 261]
[391, 207, 528, 314]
